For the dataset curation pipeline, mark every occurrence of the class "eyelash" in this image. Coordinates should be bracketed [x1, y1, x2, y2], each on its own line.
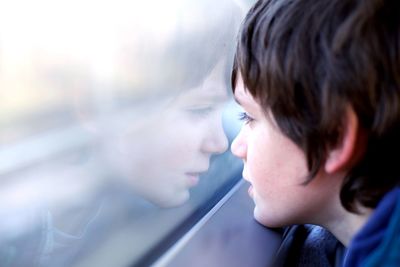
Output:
[238, 112, 254, 124]
[187, 107, 213, 118]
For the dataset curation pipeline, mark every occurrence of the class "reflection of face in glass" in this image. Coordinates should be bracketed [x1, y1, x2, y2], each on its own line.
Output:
[100, 59, 229, 207]
[64, 0, 240, 208]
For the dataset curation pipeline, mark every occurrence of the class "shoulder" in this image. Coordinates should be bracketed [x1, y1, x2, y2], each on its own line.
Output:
[363, 188, 400, 266]
[345, 187, 400, 267]
[273, 225, 345, 267]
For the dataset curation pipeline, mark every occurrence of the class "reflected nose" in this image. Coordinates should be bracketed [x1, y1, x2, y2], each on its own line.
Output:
[201, 118, 229, 155]
[231, 129, 246, 159]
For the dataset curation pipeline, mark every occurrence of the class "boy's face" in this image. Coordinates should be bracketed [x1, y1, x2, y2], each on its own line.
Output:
[127, 60, 229, 207]
[231, 76, 338, 227]
[99, 59, 229, 207]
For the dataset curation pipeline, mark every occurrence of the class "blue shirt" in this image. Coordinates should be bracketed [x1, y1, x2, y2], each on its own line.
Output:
[344, 187, 400, 267]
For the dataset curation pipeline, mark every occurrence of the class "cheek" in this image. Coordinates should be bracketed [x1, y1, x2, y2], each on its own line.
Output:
[157, 121, 202, 167]
[245, 131, 312, 227]
[248, 130, 308, 187]
[245, 133, 280, 185]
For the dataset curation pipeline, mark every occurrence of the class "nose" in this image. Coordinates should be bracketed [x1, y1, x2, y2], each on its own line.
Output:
[201, 117, 229, 155]
[230, 128, 247, 159]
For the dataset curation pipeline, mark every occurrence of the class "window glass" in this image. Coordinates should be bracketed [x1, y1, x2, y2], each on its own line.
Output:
[0, 0, 252, 266]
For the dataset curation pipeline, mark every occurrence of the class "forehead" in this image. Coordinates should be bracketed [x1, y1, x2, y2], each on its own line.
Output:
[233, 74, 277, 124]
[188, 85, 227, 99]
[169, 81, 228, 110]
[233, 75, 254, 107]
[176, 59, 229, 104]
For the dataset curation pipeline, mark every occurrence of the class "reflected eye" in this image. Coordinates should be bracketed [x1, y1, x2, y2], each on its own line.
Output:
[238, 112, 254, 124]
[186, 107, 214, 118]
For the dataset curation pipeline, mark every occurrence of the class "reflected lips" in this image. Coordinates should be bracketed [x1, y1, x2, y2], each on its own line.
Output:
[186, 172, 201, 186]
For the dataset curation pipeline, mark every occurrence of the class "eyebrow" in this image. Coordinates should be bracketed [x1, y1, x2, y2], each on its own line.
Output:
[199, 92, 229, 103]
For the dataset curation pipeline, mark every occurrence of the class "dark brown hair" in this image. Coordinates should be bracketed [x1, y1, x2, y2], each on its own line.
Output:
[233, 0, 400, 212]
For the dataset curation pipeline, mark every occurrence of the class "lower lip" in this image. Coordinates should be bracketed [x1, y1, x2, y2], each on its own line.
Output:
[186, 174, 200, 187]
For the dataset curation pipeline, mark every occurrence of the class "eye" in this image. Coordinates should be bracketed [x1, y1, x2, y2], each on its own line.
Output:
[186, 107, 214, 118]
[238, 112, 254, 124]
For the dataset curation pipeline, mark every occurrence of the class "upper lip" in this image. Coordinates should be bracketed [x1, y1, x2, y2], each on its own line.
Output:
[187, 165, 209, 174]
[186, 171, 206, 176]
[242, 170, 250, 182]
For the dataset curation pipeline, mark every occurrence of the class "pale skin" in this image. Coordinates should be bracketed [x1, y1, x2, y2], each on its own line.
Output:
[97, 59, 229, 207]
[231, 75, 372, 246]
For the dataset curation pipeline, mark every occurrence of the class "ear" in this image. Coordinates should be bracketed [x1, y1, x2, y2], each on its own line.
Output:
[324, 106, 364, 174]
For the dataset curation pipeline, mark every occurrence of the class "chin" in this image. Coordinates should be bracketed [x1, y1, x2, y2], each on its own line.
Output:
[253, 206, 286, 228]
[149, 190, 190, 208]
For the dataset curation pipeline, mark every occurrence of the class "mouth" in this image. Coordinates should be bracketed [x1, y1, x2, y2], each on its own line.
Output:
[247, 184, 254, 198]
[242, 169, 254, 198]
[185, 172, 204, 187]
[242, 169, 250, 182]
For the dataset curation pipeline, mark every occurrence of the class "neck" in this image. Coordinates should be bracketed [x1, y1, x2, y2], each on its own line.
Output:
[324, 205, 372, 246]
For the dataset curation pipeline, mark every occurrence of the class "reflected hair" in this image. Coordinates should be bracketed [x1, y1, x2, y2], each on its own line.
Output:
[232, 0, 400, 212]
[148, 0, 243, 94]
